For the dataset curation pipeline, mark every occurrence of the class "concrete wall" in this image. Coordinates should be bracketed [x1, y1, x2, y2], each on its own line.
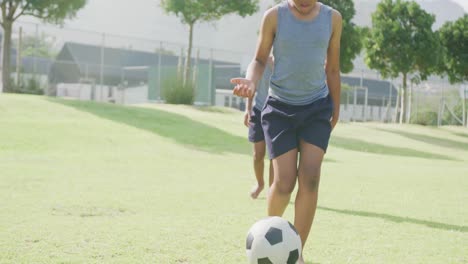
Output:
[215, 89, 396, 122]
[56, 83, 148, 105]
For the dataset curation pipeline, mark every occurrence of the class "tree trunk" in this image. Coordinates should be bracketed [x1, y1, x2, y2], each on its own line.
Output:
[463, 88, 467, 127]
[184, 22, 194, 86]
[397, 85, 402, 124]
[177, 47, 184, 80]
[393, 86, 400, 123]
[407, 81, 412, 123]
[400, 73, 408, 124]
[2, 20, 13, 92]
[16, 26, 22, 87]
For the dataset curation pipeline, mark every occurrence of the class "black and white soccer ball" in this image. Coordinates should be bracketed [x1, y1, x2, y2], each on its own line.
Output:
[246, 216, 302, 264]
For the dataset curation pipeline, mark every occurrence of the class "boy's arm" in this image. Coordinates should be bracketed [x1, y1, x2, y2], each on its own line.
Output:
[326, 9, 343, 130]
[232, 7, 276, 98]
[244, 97, 253, 127]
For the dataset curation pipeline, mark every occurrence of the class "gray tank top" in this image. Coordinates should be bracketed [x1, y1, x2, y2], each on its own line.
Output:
[254, 64, 272, 110]
[270, 1, 333, 105]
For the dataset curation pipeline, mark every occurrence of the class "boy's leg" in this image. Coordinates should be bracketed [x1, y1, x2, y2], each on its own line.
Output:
[268, 160, 274, 187]
[267, 148, 298, 216]
[261, 96, 300, 214]
[295, 139, 325, 260]
[250, 140, 267, 199]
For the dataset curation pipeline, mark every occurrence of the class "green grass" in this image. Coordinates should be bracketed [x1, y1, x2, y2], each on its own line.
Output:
[0, 94, 467, 264]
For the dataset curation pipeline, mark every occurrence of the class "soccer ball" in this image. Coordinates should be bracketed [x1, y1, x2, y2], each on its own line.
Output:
[246, 216, 302, 264]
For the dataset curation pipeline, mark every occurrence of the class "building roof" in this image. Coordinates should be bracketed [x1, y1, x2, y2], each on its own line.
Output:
[50, 42, 240, 87]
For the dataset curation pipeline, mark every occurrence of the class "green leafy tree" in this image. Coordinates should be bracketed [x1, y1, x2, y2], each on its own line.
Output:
[274, 0, 363, 73]
[365, 0, 440, 123]
[437, 14, 468, 84]
[160, 0, 259, 84]
[321, 0, 362, 73]
[14, 33, 58, 58]
[0, 0, 87, 92]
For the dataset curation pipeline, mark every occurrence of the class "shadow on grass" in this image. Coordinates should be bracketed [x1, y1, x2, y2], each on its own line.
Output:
[451, 132, 468, 139]
[258, 197, 467, 232]
[375, 128, 468, 151]
[50, 98, 251, 155]
[329, 136, 457, 161]
[193, 106, 235, 114]
[318, 206, 467, 233]
[50, 98, 451, 161]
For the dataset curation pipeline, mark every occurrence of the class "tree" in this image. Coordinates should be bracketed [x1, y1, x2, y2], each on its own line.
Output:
[274, 0, 363, 73]
[160, 0, 259, 85]
[437, 14, 468, 84]
[321, 0, 362, 73]
[0, 0, 86, 92]
[14, 33, 58, 58]
[365, 0, 440, 123]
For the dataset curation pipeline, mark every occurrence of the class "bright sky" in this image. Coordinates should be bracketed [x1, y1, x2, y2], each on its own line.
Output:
[452, 0, 468, 11]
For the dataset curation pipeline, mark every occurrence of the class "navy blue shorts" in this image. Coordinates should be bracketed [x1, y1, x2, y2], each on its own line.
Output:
[261, 94, 333, 159]
[248, 107, 265, 143]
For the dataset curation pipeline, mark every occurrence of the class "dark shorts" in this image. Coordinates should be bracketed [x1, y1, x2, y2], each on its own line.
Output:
[261, 94, 334, 159]
[248, 107, 265, 143]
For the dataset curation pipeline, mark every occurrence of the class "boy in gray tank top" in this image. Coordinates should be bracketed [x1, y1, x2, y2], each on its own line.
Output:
[231, 1, 342, 263]
[245, 56, 274, 199]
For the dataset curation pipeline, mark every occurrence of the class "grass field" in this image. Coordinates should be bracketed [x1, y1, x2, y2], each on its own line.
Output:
[0, 94, 467, 264]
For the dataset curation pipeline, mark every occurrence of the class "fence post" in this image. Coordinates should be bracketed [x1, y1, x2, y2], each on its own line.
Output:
[438, 98, 444, 127]
[414, 85, 419, 124]
[0, 26, 3, 91]
[352, 86, 357, 121]
[359, 70, 365, 121]
[398, 86, 402, 125]
[346, 90, 349, 110]
[463, 86, 468, 128]
[209, 48, 213, 105]
[99, 33, 105, 101]
[462, 85, 466, 127]
[388, 80, 393, 123]
[380, 96, 385, 121]
[33, 23, 39, 78]
[158, 41, 162, 101]
[364, 87, 368, 122]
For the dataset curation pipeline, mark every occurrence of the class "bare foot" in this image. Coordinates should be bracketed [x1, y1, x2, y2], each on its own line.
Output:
[250, 184, 264, 199]
[298, 255, 305, 264]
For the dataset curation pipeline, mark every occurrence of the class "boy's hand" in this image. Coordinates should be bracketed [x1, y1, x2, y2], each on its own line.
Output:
[331, 112, 339, 131]
[231, 78, 255, 98]
[244, 111, 251, 127]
